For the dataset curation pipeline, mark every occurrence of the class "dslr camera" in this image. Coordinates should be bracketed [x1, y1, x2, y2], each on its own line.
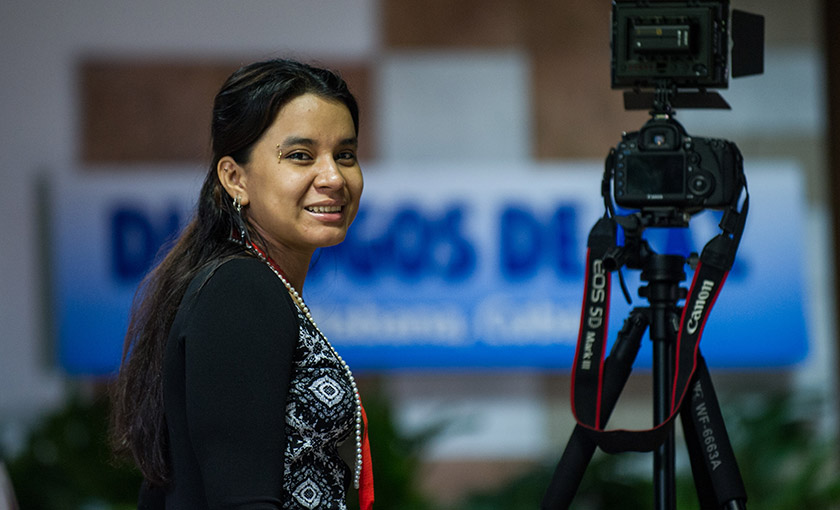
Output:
[607, 0, 762, 215]
[611, 114, 743, 212]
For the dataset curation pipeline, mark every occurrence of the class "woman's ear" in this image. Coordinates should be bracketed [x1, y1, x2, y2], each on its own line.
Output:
[217, 156, 249, 206]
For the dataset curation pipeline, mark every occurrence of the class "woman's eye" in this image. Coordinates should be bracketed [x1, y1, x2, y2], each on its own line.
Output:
[287, 152, 312, 161]
[337, 151, 357, 162]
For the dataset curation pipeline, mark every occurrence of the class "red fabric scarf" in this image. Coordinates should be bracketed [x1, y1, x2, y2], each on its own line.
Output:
[359, 402, 374, 509]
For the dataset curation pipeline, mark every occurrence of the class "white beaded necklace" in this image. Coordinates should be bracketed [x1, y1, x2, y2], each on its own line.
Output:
[247, 244, 364, 489]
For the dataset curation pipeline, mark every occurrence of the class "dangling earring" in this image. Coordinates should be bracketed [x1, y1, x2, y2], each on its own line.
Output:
[230, 194, 249, 245]
[276, 144, 282, 164]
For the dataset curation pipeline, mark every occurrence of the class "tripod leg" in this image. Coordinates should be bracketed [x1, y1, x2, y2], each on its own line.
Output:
[542, 311, 649, 509]
[653, 323, 677, 510]
[680, 354, 747, 509]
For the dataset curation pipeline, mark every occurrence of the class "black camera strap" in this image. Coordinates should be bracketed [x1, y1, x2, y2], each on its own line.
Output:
[571, 186, 748, 453]
[571, 216, 617, 430]
[681, 354, 748, 507]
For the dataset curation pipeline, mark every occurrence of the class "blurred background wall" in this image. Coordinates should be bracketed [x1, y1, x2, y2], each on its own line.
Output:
[1, 0, 835, 506]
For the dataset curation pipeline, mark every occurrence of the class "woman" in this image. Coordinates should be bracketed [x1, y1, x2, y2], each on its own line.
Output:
[110, 59, 372, 510]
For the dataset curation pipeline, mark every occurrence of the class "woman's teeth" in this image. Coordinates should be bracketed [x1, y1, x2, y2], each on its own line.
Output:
[307, 205, 342, 213]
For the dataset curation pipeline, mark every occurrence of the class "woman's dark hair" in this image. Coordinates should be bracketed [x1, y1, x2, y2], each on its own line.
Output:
[109, 58, 359, 485]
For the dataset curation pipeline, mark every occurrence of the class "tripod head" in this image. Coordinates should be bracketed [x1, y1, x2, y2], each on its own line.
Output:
[602, 210, 690, 270]
[602, 211, 692, 309]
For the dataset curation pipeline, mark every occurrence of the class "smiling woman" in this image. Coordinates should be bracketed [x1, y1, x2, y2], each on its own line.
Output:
[109, 59, 373, 510]
[217, 93, 363, 291]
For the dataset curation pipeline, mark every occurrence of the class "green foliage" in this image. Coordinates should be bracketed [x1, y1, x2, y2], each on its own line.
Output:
[455, 450, 655, 510]
[347, 383, 445, 510]
[4, 388, 839, 510]
[452, 464, 554, 510]
[5, 384, 443, 510]
[456, 392, 840, 510]
[716, 393, 840, 510]
[4, 393, 142, 510]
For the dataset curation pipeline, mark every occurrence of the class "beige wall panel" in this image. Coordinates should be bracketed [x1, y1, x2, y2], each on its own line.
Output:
[530, 49, 648, 159]
[381, 0, 797, 159]
[81, 59, 374, 165]
[737, 0, 820, 45]
[81, 60, 238, 164]
[382, 0, 646, 158]
[524, 0, 646, 158]
[336, 65, 377, 162]
[383, 0, 525, 47]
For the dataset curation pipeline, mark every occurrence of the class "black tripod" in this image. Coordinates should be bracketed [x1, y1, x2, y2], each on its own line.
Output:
[541, 217, 748, 510]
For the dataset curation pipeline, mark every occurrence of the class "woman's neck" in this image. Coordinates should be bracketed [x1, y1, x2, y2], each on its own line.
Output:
[270, 252, 309, 292]
[248, 240, 311, 293]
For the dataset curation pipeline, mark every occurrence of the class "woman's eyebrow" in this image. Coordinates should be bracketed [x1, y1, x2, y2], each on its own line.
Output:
[280, 136, 357, 148]
[280, 136, 315, 147]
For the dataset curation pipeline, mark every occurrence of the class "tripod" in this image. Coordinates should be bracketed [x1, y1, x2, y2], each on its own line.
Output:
[541, 219, 748, 510]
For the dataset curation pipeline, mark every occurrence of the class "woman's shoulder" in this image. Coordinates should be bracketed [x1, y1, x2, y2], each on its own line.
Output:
[172, 256, 298, 343]
[211, 255, 275, 278]
[183, 256, 294, 312]
[198, 256, 280, 289]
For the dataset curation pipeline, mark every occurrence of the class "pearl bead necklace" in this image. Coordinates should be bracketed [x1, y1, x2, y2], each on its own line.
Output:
[249, 246, 364, 489]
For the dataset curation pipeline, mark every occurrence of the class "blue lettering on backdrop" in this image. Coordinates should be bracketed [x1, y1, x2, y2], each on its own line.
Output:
[53, 167, 807, 374]
[550, 205, 582, 278]
[319, 204, 477, 282]
[433, 207, 476, 281]
[499, 203, 582, 281]
[111, 204, 182, 282]
[339, 209, 381, 279]
[500, 206, 542, 280]
[389, 207, 431, 279]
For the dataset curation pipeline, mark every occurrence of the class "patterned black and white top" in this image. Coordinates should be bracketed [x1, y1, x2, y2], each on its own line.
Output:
[284, 307, 355, 509]
[139, 257, 355, 510]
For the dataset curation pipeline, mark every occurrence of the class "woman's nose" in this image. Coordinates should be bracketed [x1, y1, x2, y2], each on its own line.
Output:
[315, 156, 346, 188]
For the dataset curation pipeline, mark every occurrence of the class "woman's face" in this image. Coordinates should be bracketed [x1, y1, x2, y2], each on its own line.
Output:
[236, 93, 363, 260]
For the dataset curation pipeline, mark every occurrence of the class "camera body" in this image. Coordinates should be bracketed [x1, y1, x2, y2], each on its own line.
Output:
[611, 115, 743, 212]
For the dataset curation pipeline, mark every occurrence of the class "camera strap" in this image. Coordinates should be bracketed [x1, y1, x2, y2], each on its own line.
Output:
[571, 188, 748, 453]
[570, 216, 617, 431]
